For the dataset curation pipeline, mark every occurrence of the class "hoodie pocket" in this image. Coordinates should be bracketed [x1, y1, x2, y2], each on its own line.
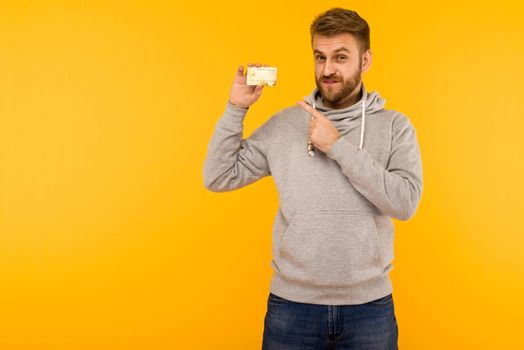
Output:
[277, 210, 383, 287]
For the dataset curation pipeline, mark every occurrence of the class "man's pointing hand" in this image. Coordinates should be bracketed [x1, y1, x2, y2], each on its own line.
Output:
[297, 100, 341, 154]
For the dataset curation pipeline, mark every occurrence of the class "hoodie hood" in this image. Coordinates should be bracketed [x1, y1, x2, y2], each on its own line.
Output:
[303, 82, 386, 150]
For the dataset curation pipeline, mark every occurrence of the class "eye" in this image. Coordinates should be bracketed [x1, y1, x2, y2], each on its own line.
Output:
[337, 55, 347, 61]
[315, 55, 325, 61]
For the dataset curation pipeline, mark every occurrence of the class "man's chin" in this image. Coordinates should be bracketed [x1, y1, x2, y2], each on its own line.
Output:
[319, 88, 337, 101]
[319, 91, 341, 105]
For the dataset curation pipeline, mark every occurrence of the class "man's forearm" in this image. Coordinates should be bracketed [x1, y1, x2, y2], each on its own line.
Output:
[203, 102, 271, 192]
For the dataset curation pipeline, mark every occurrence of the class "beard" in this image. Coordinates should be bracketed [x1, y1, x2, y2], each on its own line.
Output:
[315, 61, 362, 106]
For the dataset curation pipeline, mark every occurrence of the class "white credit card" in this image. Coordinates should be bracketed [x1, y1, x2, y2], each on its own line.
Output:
[246, 66, 277, 86]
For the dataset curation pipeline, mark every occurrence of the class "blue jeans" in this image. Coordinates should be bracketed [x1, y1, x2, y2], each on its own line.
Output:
[262, 292, 398, 350]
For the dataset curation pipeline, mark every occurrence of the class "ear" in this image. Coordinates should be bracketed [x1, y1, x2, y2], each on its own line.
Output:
[361, 49, 372, 73]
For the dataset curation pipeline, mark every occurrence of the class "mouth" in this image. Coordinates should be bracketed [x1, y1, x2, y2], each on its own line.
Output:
[322, 79, 339, 85]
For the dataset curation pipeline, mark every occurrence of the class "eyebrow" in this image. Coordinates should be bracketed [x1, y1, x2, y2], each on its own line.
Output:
[313, 47, 350, 55]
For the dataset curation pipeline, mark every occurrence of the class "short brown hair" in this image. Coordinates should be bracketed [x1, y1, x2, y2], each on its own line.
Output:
[310, 8, 370, 53]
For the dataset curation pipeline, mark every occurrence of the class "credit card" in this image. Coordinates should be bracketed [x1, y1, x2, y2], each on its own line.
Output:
[246, 66, 277, 86]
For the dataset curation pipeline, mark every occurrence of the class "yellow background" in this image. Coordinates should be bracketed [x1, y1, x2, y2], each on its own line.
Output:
[1, 0, 523, 349]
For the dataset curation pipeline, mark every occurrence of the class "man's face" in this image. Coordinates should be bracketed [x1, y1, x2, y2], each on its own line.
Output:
[312, 33, 370, 109]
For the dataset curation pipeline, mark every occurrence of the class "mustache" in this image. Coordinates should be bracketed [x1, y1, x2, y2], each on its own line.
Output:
[319, 75, 343, 81]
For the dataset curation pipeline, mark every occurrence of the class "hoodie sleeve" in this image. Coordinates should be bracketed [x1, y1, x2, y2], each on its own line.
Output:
[326, 114, 423, 221]
[203, 102, 272, 192]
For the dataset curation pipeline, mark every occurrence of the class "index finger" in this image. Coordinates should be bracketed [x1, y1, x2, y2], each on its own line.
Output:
[297, 100, 320, 118]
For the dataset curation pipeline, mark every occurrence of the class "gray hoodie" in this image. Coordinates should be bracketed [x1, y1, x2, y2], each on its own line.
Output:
[203, 83, 423, 305]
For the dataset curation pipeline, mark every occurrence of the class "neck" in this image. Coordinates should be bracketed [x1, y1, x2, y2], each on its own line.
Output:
[322, 81, 364, 109]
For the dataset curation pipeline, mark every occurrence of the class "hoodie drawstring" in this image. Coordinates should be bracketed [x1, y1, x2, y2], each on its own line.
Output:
[308, 104, 317, 157]
[358, 89, 367, 150]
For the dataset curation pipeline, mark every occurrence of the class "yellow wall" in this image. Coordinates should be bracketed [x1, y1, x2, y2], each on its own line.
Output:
[1, 0, 523, 349]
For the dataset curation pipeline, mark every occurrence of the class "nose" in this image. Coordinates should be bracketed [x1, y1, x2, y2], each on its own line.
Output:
[322, 60, 336, 77]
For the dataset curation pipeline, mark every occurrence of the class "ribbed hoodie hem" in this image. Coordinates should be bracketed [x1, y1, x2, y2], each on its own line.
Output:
[269, 271, 393, 306]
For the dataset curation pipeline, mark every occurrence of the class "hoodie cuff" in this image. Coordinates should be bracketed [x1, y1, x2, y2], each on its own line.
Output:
[326, 136, 359, 165]
[217, 101, 249, 132]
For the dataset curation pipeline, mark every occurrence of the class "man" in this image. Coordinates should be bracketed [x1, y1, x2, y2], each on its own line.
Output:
[203, 7, 423, 350]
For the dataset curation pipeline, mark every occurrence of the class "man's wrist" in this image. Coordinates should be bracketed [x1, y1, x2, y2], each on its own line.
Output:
[326, 135, 341, 153]
[228, 100, 249, 110]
